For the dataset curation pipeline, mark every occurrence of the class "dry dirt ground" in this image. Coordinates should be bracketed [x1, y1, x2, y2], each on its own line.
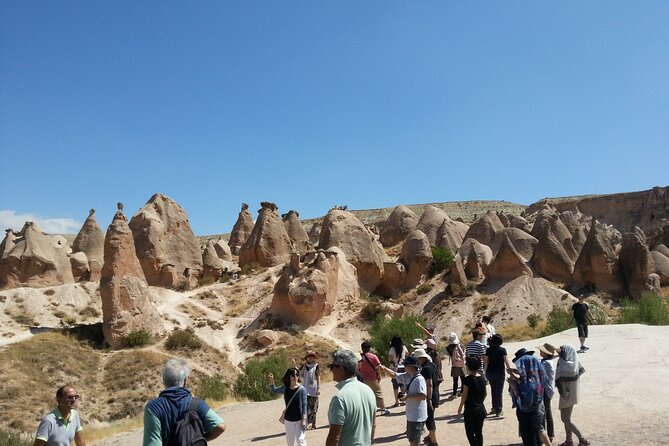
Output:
[97, 324, 669, 446]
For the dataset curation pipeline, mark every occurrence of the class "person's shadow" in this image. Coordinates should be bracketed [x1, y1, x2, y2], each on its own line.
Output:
[250, 432, 285, 442]
[373, 432, 405, 444]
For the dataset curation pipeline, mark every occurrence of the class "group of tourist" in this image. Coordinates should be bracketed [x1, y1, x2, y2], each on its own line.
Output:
[33, 302, 593, 446]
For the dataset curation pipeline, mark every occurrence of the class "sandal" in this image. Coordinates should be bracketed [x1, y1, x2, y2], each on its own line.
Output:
[558, 442, 574, 446]
[578, 440, 591, 446]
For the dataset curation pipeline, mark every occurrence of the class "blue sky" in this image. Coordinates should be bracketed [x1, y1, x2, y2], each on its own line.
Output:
[1, 2, 667, 235]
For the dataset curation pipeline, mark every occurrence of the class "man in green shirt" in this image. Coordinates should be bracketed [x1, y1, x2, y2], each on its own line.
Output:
[326, 349, 376, 446]
[34, 385, 86, 446]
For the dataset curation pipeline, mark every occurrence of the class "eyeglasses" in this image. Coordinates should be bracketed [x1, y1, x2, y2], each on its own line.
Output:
[328, 363, 341, 370]
[63, 395, 80, 401]
[290, 375, 299, 379]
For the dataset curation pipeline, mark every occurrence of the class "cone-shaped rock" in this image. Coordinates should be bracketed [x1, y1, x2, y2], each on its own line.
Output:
[460, 238, 493, 280]
[449, 254, 469, 296]
[571, 227, 587, 256]
[571, 220, 624, 295]
[398, 230, 433, 289]
[129, 193, 203, 287]
[531, 224, 574, 283]
[72, 209, 104, 264]
[318, 208, 388, 291]
[213, 238, 233, 261]
[464, 210, 504, 247]
[486, 235, 533, 282]
[229, 203, 255, 255]
[272, 248, 358, 326]
[531, 210, 572, 246]
[282, 210, 312, 255]
[650, 248, 669, 285]
[308, 220, 322, 246]
[202, 240, 224, 281]
[416, 206, 450, 246]
[380, 206, 419, 247]
[70, 251, 90, 282]
[436, 217, 468, 252]
[490, 228, 538, 262]
[100, 206, 164, 349]
[619, 227, 656, 299]
[239, 202, 292, 267]
[0, 229, 17, 259]
[0, 222, 74, 289]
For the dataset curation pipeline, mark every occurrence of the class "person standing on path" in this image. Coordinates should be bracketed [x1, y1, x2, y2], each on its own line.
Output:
[388, 336, 409, 407]
[269, 368, 309, 446]
[465, 328, 487, 374]
[359, 341, 390, 415]
[508, 353, 547, 446]
[34, 385, 87, 446]
[326, 349, 376, 446]
[537, 343, 557, 443]
[484, 334, 511, 417]
[457, 357, 487, 446]
[414, 348, 440, 446]
[554, 345, 590, 446]
[445, 332, 466, 398]
[296, 351, 321, 430]
[570, 295, 594, 353]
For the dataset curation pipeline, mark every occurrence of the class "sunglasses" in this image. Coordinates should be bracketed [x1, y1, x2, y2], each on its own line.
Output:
[63, 395, 80, 401]
[328, 363, 341, 370]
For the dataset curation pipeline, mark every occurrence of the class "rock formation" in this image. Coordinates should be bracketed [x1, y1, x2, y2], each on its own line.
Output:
[397, 230, 433, 289]
[571, 220, 624, 295]
[0, 222, 74, 289]
[486, 235, 533, 282]
[100, 204, 164, 349]
[0, 229, 17, 260]
[213, 238, 233, 261]
[69, 251, 90, 282]
[282, 210, 312, 255]
[463, 210, 505, 247]
[228, 203, 255, 255]
[380, 206, 419, 247]
[619, 227, 656, 299]
[531, 224, 574, 283]
[416, 206, 451, 247]
[318, 209, 388, 291]
[490, 228, 538, 261]
[651, 248, 669, 285]
[271, 247, 358, 326]
[129, 193, 202, 287]
[239, 202, 293, 267]
[202, 240, 224, 282]
[436, 217, 469, 252]
[72, 209, 104, 264]
[308, 220, 322, 246]
[449, 255, 469, 296]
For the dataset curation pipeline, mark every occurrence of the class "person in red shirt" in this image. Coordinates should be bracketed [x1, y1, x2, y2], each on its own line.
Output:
[359, 341, 390, 415]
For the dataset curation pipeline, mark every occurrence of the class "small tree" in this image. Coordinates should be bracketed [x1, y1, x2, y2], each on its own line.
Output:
[368, 314, 427, 365]
[430, 246, 454, 277]
[527, 314, 541, 331]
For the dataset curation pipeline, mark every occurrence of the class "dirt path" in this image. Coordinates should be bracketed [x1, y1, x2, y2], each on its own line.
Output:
[95, 324, 669, 446]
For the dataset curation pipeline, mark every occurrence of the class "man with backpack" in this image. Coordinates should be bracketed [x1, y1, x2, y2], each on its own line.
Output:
[143, 358, 226, 446]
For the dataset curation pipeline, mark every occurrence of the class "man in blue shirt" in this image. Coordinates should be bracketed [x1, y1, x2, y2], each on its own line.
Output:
[143, 358, 226, 446]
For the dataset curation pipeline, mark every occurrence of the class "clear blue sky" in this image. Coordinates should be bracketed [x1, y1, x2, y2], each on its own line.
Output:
[1, 1, 668, 235]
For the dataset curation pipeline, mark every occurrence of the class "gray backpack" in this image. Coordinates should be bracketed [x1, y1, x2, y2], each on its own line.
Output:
[168, 397, 207, 446]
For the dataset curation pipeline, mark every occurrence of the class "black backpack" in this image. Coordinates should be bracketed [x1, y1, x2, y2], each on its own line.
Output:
[168, 397, 207, 446]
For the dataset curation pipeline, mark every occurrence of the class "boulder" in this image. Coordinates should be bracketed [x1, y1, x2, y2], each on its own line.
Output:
[318, 209, 387, 291]
[449, 255, 469, 296]
[379, 206, 419, 247]
[463, 210, 504, 247]
[486, 235, 533, 282]
[129, 193, 203, 287]
[213, 238, 233, 261]
[100, 204, 164, 349]
[654, 243, 669, 258]
[645, 273, 661, 294]
[490, 227, 538, 261]
[239, 202, 293, 267]
[571, 220, 624, 295]
[531, 225, 574, 283]
[0, 222, 74, 289]
[228, 203, 255, 255]
[256, 329, 279, 347]
[70, 251, 90, 282]
[398, 230, 433, 289]
[619, 227, 656, 299]
[72, 209, 104, 264]
[271, 248, 358, 326]
[282, 210, 312, 255]
[651, 250, 669, 285]
[378, 301, 405, 318]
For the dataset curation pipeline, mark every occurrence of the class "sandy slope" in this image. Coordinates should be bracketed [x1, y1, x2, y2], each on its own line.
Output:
[95, 324, 669, 446]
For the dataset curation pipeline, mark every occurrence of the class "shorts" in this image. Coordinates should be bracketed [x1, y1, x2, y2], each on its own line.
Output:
[406, 421, 425, 443]
[576, 322, 588, 338]
[391, 377, 405, 391]
[425, 403, 436, 431]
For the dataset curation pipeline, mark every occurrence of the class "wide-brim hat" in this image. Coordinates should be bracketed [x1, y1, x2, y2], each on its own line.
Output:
[305, 351, 317, 359]
[411, 338, 426, 349]
[425, 339, 437, 349]
[536, 343, 556, 356]
[412, 348, 431, 360]
[448, 332, 460, 345]
[513, 348, 535, 362]
[403, 356, 420, 368]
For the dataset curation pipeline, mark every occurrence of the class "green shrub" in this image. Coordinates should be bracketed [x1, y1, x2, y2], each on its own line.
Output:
[234, 350, 290, 401]
[0, 429, 31, 446]
[589, 301, 609, 325]
[618, 292, 669, 325]
[417, 284, 433, 295]
[430, 247, 454, 277]
[540, 306, 572, 337]
[165, 329, 202, 351]
[527, 313, 541, 330]
[368, 314, 426, 365]
[123, 330, 152, 348]
[197, 374, 228, 401]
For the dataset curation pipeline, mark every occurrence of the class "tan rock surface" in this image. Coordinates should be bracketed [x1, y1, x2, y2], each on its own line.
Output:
[213, 238, 233, 261]
[619, 227, 656, 299]
[72, 209, 105, 264]
[490, 227, 538, 261]
[486, 234, 533, 282]
[282, 210, 312, 255]
[571, 220, 624, 295]
[415, 206, 450, 246]
[379, 205, 419, 247]
[129, 193, 203, 287]
[100, 206, 164, 349]
[69, 251, 90, 282]
[650, 249, 669, 284]
[228, 203, 255, 255]
[239, 202, 293, 268]
[531, 224, 574, 283]
[398, 229, 433, 289]
[463, 210, 504, 247]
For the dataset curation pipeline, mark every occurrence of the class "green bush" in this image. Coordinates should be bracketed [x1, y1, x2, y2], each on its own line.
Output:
[234, 350, 290, 401]
[527, 313, 541, 330]
[166, 329, 203, 351]
[0, 429, 31, 446]
[197, 374, 228, 401]
[540, 306, 572, 337]
[430, 247, 454, 277]
[589, 301, 609, 325]
[123, 330, 152, 348]
[417, 284, 433, 295]
[368, 314, 426, 365]
[618, 292, 669, 325]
